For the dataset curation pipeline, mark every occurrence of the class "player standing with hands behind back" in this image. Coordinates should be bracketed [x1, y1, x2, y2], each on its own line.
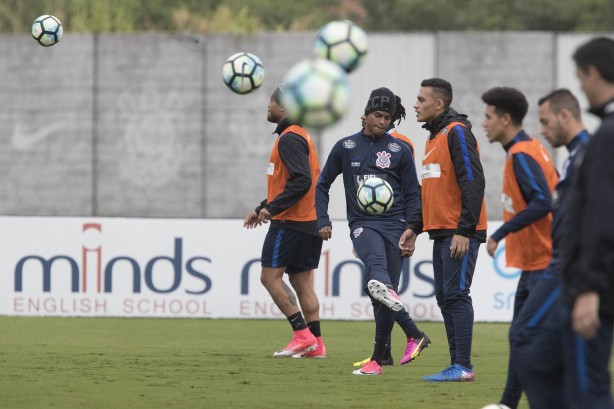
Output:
[243, 84, 326, 359]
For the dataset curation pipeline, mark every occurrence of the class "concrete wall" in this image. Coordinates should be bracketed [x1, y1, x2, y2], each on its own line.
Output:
[0, 31, 608, 219]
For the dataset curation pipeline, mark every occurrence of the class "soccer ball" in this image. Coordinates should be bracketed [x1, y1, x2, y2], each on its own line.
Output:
[280, 57, 350, 128]
[222, 52, 265, 94]
[32, 15, 63, 47]
[480, 405, 510, 409]
[313, 20, 368, 73]
[357, 177, 394, 214]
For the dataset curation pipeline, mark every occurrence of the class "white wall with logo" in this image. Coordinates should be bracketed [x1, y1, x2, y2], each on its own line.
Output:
[0, 217, 519, 321]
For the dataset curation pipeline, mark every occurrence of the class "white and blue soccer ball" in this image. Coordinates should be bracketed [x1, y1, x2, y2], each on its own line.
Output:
[313, 19, 368, 73]
[480, 405, 511, 409]
[280, 57, 350, 128]
[222, 52, 265, 94]
[32, 15, 63, 47]
[357, 177, 394, 214]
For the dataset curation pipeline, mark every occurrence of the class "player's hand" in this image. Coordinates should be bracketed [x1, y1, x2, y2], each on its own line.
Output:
[572, 291, 600, 340]
[319, 225, 332, 241]
[399, 229, 417, 257]
[257, 208, 272, 224]
[243, 211, 261, 229]
[450, 234, 469, 259]
[486, 237, 498, 258]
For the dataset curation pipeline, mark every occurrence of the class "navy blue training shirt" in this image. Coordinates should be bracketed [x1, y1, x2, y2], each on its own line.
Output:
[315, 130, 421, 232]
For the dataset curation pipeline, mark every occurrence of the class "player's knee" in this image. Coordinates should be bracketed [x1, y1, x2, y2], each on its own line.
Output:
[260, 272, 277, 289]
[289, 271, 310, 288]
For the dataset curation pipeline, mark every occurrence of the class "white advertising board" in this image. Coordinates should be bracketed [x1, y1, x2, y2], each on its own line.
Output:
[0, 217, 519, 321]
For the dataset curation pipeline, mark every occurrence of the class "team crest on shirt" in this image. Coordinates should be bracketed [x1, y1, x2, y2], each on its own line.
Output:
[343, 140, 356, 149]
[376, 151, 392, 169]
[352, 227, 363, 238]
[388, 142, 401, 152]
[441, 127, 449, 135]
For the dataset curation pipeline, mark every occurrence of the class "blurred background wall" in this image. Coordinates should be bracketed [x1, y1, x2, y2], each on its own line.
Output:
[0, 31, 608, 220]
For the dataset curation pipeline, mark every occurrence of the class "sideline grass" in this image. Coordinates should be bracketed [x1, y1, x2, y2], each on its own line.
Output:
[0, 317, 525, 409]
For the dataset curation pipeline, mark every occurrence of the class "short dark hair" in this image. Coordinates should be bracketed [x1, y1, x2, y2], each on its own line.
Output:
[573, 37, 614, 83]
[421, 78, 453, 108]
[538, 89, 581, 121]
[481, 87, 529, 125]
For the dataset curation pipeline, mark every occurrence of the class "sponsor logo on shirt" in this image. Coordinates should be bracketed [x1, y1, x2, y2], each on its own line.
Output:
[388, 142, 401, 152]
[343, 140, 356, 149]
[421, 163, 441, 179]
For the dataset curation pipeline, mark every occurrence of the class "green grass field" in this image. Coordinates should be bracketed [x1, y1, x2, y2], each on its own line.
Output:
[0, 317, 529, 409]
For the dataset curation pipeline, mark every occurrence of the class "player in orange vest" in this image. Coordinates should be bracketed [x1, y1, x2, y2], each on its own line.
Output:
[406, 78, 488, 382]
[243, 84, 326, 358]
[481, 87, 559, 409]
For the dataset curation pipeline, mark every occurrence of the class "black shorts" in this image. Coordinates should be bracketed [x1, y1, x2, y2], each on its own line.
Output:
[261, 228, 323, 274]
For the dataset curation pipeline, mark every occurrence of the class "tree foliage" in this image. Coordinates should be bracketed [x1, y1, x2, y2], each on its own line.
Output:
[360, 0, 614, 32]
[1, 0, 612, 33]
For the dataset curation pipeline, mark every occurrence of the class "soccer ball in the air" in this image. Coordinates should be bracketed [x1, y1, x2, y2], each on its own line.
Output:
[222, 52, 265, 94]
[32, 15, 63, 47]
[357, 177, 394, 214]
[280, 58, 350, 128]
[313, 20, 368, 73]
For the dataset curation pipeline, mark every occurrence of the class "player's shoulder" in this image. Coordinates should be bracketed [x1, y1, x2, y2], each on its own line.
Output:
[386, 137, 412, 156]
[445, 121, 478, 146]
[445, 121, 471, 134]
[389, 130, 413, 148]
[335, 131, 362, 150]
[279, 130, 307, 145]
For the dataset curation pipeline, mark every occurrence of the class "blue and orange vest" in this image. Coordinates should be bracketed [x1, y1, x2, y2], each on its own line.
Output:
[421, 121, 488, 232]
[267, 125, 320, 221]
[502, 137, 558, 270]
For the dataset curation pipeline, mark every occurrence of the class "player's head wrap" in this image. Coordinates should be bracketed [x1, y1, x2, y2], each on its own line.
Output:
[271, 83, 288, 107]
[364, 87, 396, 116]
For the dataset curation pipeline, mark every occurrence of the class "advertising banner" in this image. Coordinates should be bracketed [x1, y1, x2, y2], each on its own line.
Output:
[0, 217, 519, 321]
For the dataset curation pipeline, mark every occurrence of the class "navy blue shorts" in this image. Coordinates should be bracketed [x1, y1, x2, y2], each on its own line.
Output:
[261, 228, 323, 274]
